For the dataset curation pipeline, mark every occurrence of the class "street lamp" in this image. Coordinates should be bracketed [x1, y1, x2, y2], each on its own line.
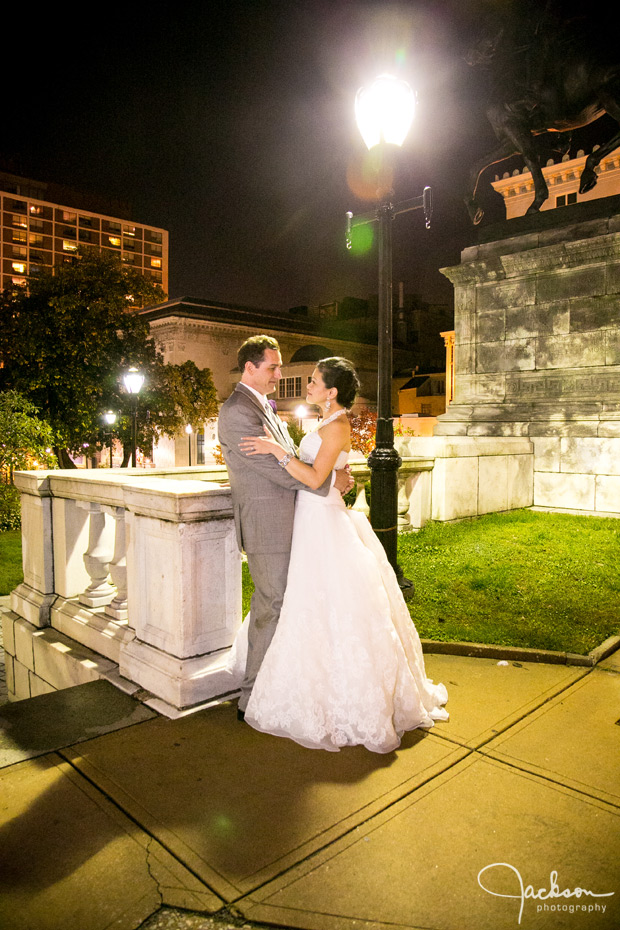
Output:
[123, 367, 144, 467]
[347, 74, 432, 585]
[103, 410, 117, 468]
[185, 423, 193, 466]
[295, 404, 307, 431]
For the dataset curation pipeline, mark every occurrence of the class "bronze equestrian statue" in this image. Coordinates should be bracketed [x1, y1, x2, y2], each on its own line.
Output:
[465, 9, 620, 224]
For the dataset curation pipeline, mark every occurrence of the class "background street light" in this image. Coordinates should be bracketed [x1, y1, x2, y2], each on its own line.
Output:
[294, 405, 307, 431]
[123, 367, 144, 468]
[102, 410, 117, 468]
[185, 423, 193, 466]
[348, 74, 431, 585]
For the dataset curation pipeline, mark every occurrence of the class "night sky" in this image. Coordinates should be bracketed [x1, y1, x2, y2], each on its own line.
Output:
[3, 1, 610, 313]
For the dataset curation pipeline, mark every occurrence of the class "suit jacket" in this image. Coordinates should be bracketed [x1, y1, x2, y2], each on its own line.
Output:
[218, 383, 331, 554]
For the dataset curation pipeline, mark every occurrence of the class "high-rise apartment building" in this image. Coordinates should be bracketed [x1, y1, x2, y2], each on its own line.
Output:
[0, 171, 168, 294]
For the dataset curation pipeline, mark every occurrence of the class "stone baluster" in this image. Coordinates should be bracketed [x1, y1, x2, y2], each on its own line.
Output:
[350, 460, 370, 517]
[78, 502, 116, 608]
[351, 477, 370, 516]
[397, 472, 412, 529]
[103, 506, 129, 623]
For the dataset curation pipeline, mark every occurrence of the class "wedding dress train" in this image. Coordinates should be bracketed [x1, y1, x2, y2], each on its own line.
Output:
[227, 426, 448, 753]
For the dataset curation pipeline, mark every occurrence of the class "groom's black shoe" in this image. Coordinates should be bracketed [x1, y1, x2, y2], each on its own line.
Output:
[237, 707, 245, 722]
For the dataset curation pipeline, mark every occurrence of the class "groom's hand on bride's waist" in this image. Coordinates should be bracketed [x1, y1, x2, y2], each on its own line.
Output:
[334, 465, 354, 496]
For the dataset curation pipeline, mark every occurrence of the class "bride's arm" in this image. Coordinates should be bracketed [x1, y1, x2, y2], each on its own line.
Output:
[240, 421, 349, 490]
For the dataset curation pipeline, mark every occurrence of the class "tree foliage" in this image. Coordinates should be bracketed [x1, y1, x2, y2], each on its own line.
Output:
[0, 251, 218, 466]
[0, 251, 164, 455]
[112, 360, 219, 465]
[349, 407, 377, 457]
[0, 390, 57, 481]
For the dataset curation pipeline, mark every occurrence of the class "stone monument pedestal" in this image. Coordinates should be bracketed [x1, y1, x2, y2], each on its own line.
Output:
[431, 198, 620, 519]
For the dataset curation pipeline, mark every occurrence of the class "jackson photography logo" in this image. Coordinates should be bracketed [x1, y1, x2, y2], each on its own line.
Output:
[477, 863, 615, 925]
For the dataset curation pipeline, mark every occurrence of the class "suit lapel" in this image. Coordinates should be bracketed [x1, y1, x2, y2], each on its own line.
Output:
[264, 402, 296, 454]
[235, 384, 295, 454]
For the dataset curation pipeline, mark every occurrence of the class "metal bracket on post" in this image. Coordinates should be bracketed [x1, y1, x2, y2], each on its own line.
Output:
[346, 186, 432, 246]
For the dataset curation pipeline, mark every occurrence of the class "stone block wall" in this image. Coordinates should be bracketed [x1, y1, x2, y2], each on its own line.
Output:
[438, 207, 620, 517]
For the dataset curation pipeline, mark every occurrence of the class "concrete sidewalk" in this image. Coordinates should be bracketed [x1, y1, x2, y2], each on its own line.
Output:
[0, 643, 619, 930]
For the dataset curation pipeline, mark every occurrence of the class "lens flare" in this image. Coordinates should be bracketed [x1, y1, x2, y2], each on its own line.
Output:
[347, 223, 374, 255]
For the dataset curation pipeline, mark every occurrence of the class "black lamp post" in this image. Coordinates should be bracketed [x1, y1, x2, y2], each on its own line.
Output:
[347, 75, 432, 584]
[123, 367, 144, 467]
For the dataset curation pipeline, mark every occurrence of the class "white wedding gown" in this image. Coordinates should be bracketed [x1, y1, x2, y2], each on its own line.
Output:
[226, 427, 448, 753]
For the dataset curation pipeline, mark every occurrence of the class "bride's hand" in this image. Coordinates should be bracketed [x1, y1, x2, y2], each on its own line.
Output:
[239, 426, 285, 457]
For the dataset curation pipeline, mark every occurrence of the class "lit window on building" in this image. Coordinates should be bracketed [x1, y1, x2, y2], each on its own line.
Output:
[196, 433, 205, 465]
[12, 230, 27, 243]
[107, 236, 121, 248]
[62, 240, 78, 252]
[11, 277, 27, 288]
[29, 233, 43, 247]
[12, 214, 28, 228]
[12, 262, 26, 273]
[123, 225, 137, 236]
[150, 258, 161, 268]
[556, 193, 578, 207]
[279, 377, 303, 398]
[29, 204, 43, 215]
[62, 211, 77, 223]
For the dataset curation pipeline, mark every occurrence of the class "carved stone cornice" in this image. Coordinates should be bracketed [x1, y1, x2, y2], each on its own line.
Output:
[442, 231, 620, 288]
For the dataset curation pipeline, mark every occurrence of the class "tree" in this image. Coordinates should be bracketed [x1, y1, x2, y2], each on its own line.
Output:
[0, 250, 166, 465]
[350, 407, 377, 457]
[113, 360, 220, 466]
[0, 390, 57, 482]
[0, 390, 58, 529]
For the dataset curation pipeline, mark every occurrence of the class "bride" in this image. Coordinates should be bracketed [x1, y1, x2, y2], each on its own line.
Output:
[230, 356, 448, 753]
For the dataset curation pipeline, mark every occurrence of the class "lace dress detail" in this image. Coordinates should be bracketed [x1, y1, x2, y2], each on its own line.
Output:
[227, 428, 448, 753]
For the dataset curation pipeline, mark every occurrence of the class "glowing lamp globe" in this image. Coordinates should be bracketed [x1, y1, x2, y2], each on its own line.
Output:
[123, 367, 144, 395]
[355, 74, 415, 150]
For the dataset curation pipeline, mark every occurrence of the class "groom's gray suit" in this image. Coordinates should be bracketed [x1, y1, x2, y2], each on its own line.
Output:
[218, 383, 331, 710]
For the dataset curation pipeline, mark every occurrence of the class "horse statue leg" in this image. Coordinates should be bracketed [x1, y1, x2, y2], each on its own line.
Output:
[465, 138, 516, 225]
[579, 97, 620, 194]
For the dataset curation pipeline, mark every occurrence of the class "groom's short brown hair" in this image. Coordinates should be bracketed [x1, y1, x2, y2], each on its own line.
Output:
[237, 335, 280, 372]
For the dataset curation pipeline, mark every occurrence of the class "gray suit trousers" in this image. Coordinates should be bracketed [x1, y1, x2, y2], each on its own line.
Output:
[239, 548, 291, 711]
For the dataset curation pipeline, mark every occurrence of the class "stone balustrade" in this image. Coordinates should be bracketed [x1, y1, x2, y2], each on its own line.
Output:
[4, 456, 435, 714]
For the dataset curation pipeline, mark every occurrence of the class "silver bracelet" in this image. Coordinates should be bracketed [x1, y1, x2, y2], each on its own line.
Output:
[279, 452, 295, 468]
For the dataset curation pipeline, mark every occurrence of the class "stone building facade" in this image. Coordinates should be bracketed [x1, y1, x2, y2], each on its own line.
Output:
[140, 297, 413, 466]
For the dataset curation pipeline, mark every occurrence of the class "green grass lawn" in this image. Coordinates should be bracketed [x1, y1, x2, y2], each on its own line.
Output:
[3, 510, 619, 655]
[398, 509, 620, 655]
[0, 530, 23, 595]
[243, 509, 620, 655]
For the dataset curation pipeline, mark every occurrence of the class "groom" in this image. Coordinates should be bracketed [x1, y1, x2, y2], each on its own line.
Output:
[218, 335, 351, 718]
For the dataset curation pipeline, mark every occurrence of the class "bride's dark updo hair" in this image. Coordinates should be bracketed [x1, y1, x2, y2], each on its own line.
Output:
[316, 357, 360, 409]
